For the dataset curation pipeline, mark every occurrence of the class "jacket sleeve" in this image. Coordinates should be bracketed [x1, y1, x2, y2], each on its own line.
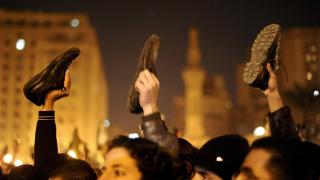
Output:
[34, 111, 58, 171]
[140, 112, 179, 156]
[267, 105, 299, 139]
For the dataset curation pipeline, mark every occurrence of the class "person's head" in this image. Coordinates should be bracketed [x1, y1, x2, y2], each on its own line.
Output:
[235, 137, 319, 180]
[196, 135, 249, 180]
[176, 138, 198, 179]
[48, 154, 97, 180]
[99, 136, 174, 180]
[7, 164, 45, 180]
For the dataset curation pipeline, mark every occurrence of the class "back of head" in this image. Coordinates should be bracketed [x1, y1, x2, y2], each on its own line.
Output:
[8, 165, 45, 180]
[49, 154, 97, 180]
[109, 136, 174, 180]
[196, 134, 249, 180]
[177, 138, 198, 179]
[251, 137, 319, 180]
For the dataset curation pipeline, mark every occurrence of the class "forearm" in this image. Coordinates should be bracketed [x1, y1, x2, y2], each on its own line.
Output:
[267, 106, 299, 139]
[140, 112, 179, 156]
[34, 110, 58, 169]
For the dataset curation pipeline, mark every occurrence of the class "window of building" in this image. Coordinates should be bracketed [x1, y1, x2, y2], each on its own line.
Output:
[3, 52, 10, 59]
[4, 19, 13, 26]
[15, 76, 22, 82]
[17, 55, 23, 61]
[16, 64, 23, 70]
[14, 111, 20, 118]
[4, 39, 11, 46]
[1, 99, 7, 106]
[1, 87, 8, 93]
[2, 64, 9, 71]
[14, 100, 21, 106]
[0, 111, 7, 118]
[2, 75, 8, 81]
[31, 20, 39, 27]
[16, 19, 26, 27]
[43, 20, 52, 27]
[13, 123, 19, 130]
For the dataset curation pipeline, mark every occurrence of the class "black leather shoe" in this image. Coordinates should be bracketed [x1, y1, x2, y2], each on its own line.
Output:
[243, 24, 281, 90]
[127, 34, 160, 114]
[23, 47, 80, 106]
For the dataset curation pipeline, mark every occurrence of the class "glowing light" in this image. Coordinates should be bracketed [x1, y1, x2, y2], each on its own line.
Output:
[3, 154, 13, 164]
[104, 119, 110, 127]
[14, 159, 23, 167]
[70, 18, 80, 28]
[306, 72, 313, 80]
[314, 90, 319, 97]
[253, 126, 266, 136]
[16, 39, 25, 51]
[67, 150, 77, 159]
[128, 133, 139, 139]
[216, 156, 223, 162]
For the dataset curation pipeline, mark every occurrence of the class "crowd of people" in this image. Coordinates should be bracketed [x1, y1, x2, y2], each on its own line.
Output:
[0, 24, 319, 180]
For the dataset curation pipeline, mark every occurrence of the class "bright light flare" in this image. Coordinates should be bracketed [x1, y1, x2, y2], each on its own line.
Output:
[128, 133, 139, 139]
[14, 159, 23, 167]
[67, 150, 77, 159]
[314, 90, 319, 97]
[16, 39, 25, 51]
[3, 154, 13, 164]
[253, 126, 266, 137]
[70, 18, 80, 28]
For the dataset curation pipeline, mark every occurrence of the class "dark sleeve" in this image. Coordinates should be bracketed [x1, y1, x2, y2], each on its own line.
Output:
[267, 105, 299, 139]
[34, 111, 58, 170]
[140, 112, 179, 156]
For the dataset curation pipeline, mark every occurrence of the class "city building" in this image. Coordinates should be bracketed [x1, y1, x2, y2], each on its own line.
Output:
[0, 9, 108, 163]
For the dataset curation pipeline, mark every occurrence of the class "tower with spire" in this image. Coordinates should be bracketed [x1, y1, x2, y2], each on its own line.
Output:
[173, 27, 231, 147]
[182, 28, 208, 146]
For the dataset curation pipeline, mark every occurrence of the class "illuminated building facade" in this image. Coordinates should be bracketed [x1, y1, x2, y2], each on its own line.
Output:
[0, 9, 108, 163]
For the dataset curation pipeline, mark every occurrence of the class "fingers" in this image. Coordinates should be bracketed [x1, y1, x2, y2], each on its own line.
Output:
[63, 69, 71, 96]
[266, 63, 276, 78]
[135, 69, 159, 91]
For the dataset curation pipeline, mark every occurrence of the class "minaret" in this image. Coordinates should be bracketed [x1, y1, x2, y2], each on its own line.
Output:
[183, 28, 208, 147]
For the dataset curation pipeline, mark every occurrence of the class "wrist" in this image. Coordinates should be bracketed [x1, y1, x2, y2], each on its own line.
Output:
[42, 100, 55, 111]
[142, 104, 159, 116]
[266, 91, 284, 113]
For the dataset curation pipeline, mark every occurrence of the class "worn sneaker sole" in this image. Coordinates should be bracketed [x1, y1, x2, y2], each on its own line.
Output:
[243, 24, 281, 85]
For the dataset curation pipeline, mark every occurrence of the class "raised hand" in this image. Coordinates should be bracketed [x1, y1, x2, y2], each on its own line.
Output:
[134, 70, 159, 115]
[263, 63, 284, 112]
[42, 69, 71, 111]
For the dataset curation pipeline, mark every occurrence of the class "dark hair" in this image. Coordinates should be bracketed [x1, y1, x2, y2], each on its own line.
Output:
[7, 165, 45, 180]
[177, 138, 198, 179]
[49, 154, 97, 180]
[197, 135, 249, 180]
[108, 136, 174, 180]
[251, 137, 319, 180]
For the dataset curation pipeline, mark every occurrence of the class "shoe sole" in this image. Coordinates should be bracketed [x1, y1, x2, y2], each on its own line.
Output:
[243, 24, 281, 84]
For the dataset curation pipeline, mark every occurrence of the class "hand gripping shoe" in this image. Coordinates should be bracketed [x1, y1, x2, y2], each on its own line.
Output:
[243, 24, 281, 90]
[23, 47, 80, 106]
[127, 34, 160, 114]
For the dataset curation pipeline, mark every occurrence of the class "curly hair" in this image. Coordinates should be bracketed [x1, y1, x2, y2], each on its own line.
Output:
[108, 136, 174, 180]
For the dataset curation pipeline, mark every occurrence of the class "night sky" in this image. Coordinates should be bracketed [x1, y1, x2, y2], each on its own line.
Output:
[1, 0, 320, 132]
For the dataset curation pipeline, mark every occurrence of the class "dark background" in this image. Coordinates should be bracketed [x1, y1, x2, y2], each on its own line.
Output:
[1, 0, 320, 132]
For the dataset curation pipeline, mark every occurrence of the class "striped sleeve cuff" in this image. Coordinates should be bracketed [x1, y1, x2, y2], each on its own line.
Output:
[38, 111, 55, 121]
